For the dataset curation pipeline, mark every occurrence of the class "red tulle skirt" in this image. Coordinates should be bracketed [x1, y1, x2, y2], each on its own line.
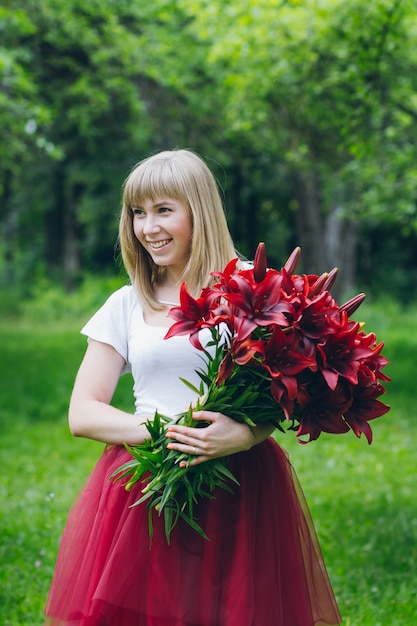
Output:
[44, 439, 341, 626]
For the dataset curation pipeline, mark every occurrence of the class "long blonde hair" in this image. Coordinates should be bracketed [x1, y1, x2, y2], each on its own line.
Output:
[119, 149, 239, 310]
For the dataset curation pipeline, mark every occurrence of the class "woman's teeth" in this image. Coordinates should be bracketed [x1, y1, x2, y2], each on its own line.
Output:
[150, 240, 171, 249]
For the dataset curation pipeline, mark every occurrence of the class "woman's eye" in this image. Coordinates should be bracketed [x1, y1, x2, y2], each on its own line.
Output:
[159, 207, 171, 213]
[132, 209, 144, 216]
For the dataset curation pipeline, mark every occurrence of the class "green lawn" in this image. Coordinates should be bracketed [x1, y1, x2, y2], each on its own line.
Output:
[0, 300, 415, 625]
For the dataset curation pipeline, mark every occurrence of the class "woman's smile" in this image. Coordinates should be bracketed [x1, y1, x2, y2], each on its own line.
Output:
[147, 238, 173, 250]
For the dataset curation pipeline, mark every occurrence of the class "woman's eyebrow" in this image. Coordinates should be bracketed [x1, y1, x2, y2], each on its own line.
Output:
[131, 198, 175, 210]
[154, 199, 175, 207]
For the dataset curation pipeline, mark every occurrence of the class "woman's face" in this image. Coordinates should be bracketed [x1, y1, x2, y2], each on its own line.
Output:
[132, 197, 193, 278]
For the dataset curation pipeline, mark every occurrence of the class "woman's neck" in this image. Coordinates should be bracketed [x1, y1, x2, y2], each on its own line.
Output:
[154, 282, 181, 307]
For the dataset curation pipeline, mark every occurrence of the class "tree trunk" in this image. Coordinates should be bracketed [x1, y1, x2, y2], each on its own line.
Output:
[293, 168, 327, 274]
[1, 170, 17, 284]
[45, 167, 81, 292]
[63, 181, 82, 292]
[324, 205, 358, 297]
[293, 168, 358, 298]
[228, 163, 259, 258]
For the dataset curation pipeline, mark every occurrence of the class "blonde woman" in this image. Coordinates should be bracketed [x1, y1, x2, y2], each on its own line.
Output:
[44, 149, 341, 626]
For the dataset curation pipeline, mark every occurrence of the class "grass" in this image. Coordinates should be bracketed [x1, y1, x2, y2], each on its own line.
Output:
[0, 298, 416, 625]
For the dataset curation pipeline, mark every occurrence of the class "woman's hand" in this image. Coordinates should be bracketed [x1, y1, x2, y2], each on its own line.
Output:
[166, 410, 274, 467]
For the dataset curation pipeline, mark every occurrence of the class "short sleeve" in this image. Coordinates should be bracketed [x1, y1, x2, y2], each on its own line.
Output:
[80, 286, 133, 363]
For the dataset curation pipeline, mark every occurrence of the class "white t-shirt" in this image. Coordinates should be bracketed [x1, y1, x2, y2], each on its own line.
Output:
[81, 286, 211, 420]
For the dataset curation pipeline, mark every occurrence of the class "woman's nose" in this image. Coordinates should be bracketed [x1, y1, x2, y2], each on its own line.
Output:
[142, 214, 160, 235]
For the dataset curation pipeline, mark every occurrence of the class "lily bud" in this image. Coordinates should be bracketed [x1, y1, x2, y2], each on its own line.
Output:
[323, 267, 338, 292]
[283, 246, 301, 274]
[253, 242, 268, 282]
[309, 272, 329, 297]
[339, 293, 366, 316]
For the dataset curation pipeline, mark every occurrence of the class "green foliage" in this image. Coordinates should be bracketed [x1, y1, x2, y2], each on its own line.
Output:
[0, 4, 51, 188]
[356, 224, 417, 302]
[180, 0, 417, 245]
[0, 271, 128, 319]
[2, 1, 417, 298]
[21, 273, 128, 322]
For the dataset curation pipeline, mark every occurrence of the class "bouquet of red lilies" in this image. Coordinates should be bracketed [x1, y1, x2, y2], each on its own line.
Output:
[112, 243, 390, 542]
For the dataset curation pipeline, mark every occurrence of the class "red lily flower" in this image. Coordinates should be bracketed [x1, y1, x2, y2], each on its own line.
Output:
[343, 368, 390, 444]
[210, 257, 239, 290]
[317, 313, 375, 390]
[296, 381, 352, 442]
[355, 339, 391, 383]
[165, 283, 222, 349]
[292, 291, 339, 340]
[271, 378, 295, 421]
[217, 337, 265, 385]
[262, 327, 317, 399]
[271, 264, 334, 303]
[222, 271, 294, 341]
[279, 269, 307, 297]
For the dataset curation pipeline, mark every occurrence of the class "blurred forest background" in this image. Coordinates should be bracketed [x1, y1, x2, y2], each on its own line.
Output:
[2, 0, 417, 309]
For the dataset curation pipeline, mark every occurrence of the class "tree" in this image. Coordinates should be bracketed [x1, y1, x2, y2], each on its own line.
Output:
[0, 4, 52, 285]
[179, 0, 417, 292]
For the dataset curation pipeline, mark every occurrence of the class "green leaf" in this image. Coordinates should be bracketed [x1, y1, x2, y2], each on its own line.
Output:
[178, 377, 201, 395]
[163, 506, 174, 544]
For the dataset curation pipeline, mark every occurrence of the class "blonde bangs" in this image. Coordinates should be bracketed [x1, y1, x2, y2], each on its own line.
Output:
[123, 154, 189, 210]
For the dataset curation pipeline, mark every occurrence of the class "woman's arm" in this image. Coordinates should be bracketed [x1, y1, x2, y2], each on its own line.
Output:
[69, 339, 150, 445]
[166, 410, 275, 467]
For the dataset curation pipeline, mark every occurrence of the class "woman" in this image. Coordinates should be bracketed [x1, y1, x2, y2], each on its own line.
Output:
[44, 149, 342, 625]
